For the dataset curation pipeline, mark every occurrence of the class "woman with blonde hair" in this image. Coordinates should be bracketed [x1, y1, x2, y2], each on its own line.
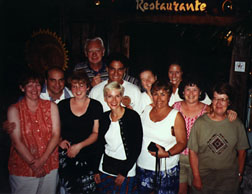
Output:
[94, 81, 143, 193]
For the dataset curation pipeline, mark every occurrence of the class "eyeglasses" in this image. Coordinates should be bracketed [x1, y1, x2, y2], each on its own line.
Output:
[212, 97, 229, 103]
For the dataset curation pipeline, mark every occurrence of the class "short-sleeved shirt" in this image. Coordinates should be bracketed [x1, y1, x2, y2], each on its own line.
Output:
[58, 98, 103, 159]
[188, 114, 249, 171]
[74, 61, 140, 86]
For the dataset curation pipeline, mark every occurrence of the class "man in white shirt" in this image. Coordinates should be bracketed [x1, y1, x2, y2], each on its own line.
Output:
[89, 53, 142, 114]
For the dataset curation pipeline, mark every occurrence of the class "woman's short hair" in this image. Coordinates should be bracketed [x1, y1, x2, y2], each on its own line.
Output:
[67, 70, 91, 89]
[104, 81, 125, 97]
[106, 53, 129, 69]
[178, 75, 206, 101]
[19, 68, 44, 88]
[138, 67, 157, 79]
[151, 79, 173, 97]
[212, 82, 233, 103]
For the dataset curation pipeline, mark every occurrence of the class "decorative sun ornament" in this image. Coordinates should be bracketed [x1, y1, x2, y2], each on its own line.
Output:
[25, 29, 69, 73]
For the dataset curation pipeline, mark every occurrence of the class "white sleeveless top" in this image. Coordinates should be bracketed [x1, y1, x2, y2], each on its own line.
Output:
[98, 119, 136, 177]
[137, 105, 179, 171]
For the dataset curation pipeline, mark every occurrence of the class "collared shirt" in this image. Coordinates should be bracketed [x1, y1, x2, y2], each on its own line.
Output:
[40, 85, 73, 104]
[74, 61, 140, 87]
[74, 61, 109, 82]
[89, 80, 142, 114]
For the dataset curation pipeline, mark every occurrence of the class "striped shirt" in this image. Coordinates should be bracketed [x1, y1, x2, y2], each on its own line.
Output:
[74, 61, 140, 87]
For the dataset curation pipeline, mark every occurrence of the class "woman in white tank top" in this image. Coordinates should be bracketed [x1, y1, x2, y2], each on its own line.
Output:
[137, 79, 187, 194]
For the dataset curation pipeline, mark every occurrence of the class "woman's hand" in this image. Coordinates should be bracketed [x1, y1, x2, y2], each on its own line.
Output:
[59, 140, 71, 150]
[29, 158, 46, 177]
[67, 143, 81, 158]
[115, 174, 125, 186]
[30, 157, 46, 170]
[94, 173, 101, 184]
[33, 167, 46, 178]
[122, 96, 133, 109]
[193, 176, 203, 191]
[149, 144, 168, 158]
[227, 110, 237, 122]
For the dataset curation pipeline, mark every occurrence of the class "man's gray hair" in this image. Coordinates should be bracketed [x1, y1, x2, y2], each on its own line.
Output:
[84, 37, 105, 55]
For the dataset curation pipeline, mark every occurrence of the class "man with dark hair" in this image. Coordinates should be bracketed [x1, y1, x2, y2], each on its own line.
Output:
[3, 67, 72, 133]
[89, 53, 142, 114]
[40, 67, 72, 103]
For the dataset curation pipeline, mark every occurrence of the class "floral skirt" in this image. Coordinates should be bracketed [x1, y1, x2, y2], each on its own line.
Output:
[58, 149, 96, 194]
[96, 173, 137, 194]
[136, 165, 179, 194]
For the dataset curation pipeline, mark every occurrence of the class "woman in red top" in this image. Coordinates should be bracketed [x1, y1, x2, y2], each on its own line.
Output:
[7, 69, 60, 194]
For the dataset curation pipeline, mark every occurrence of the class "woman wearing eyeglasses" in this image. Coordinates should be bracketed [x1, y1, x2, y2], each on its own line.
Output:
[188, 82, 249, 194]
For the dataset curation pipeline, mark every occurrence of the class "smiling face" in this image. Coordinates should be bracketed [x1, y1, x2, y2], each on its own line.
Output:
[140, 70, 157, 92]
[152, 88, 170, 109]
[86, 39, 105, 66]
[46, 69, 65, 97]
[104, 88, 123, 111]
[71, 80, 88, 100]
[107, 60, 126, 84]
[21, 79, 41, 101]
[212, 92, 229, 117]
[168, 64, 183, 88]
[184, 84, 201, 104]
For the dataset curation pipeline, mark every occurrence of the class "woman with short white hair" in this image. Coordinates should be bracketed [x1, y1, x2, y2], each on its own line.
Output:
[94, 81, 143, 193]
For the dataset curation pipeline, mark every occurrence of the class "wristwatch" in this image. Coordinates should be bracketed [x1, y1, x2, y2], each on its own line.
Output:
[167, 150, 172, 157]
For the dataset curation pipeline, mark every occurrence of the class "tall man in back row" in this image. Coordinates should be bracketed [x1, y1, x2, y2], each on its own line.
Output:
[74, 37, 138, 87]
[89, 53, 142, 114]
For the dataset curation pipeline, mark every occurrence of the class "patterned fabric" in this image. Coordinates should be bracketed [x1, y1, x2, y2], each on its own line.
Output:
[173, 101, 207, 155]
[74, 61, 140, 87]
[207, 133, 228, 154]
[74, 61, 108, 82]
[8, 98, 59, 177]
[136, 165, 179, 194]
[58, 149, 96, 194]
[96, 173, 137, 194]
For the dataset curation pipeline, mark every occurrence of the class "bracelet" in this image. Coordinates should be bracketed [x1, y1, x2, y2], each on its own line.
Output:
[167, 150, 172, 157]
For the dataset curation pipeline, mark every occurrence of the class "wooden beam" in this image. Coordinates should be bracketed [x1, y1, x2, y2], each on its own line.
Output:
[123, 14, 244, 26]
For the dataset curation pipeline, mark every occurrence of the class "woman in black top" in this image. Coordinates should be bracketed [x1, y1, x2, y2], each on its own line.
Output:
[94, 81, 143, 194]
[58, 70, 103, 194]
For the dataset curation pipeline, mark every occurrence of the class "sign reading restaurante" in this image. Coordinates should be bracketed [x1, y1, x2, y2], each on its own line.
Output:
[136, 0, 207, 13]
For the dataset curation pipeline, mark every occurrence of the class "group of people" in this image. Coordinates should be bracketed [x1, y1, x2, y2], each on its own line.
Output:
[5, 36, 249, 194]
